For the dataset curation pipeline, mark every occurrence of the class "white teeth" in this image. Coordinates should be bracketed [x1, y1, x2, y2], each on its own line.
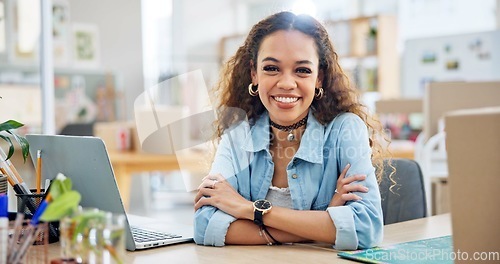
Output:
[274, 97, 299, 103]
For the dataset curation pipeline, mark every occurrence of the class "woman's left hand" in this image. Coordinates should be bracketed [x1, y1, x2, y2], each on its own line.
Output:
[194, 174, 252, 219]
[329, 164, 368, 207]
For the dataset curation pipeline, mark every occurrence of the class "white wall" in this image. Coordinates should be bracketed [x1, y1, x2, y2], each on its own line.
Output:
[399, 0, 499, 97]
[171, 0, 247, 88]
[497, 0, 500, 28]
[398, 0, 497, 45]
[402, 30, 500, 97]
[70, 0, 144, 120]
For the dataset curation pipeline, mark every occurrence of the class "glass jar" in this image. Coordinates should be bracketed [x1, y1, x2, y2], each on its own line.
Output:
[59, 207, 125, 264]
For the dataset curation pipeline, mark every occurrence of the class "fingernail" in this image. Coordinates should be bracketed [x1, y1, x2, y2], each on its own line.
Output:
[364, 187, 369, 191]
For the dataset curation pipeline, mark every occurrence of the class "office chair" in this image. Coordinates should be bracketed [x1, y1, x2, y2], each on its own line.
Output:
[59, 122, 95, 136]
[379, 158, 427, 225]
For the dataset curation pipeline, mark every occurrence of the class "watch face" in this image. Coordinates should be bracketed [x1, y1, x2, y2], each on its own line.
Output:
[254, 199, 272, 210]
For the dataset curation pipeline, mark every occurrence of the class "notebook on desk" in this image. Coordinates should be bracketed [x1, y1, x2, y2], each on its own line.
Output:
[26, 134, 194, 251]
[338, 236, 453, 264]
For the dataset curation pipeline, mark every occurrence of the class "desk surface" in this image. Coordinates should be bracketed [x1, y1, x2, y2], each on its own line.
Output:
[44, 214, 451, 263]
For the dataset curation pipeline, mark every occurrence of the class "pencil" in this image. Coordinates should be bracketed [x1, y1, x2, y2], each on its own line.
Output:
[36, 150, 42, 194]
[0, 167, 15, 186]
[0, 148, 31, 194]
[0, 165, 38, 213]
[7, 161, 29, 193]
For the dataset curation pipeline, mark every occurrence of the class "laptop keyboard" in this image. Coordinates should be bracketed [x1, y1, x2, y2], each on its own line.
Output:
[131, 226, 183, 242]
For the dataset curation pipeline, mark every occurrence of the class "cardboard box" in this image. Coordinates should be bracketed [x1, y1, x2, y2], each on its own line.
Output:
[375, 99, 422, 114]
[445, 107, 500, 263]
[94, 121, 140, 152]
[425, 81, 500, 140]
[431, 177, 450, 215]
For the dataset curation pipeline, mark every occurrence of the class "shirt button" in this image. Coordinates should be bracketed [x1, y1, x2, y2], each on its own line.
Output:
[292, 174, 298, 179]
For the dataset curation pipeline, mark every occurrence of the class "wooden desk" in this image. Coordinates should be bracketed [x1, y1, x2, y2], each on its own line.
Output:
[108, 151, 207, 208]
[43, 214, 452, 263]
[388, 140, 415, 159]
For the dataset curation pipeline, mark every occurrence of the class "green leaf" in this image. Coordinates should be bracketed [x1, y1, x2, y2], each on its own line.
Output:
[7, 131, 29, 162]
[61, 177, 72, 193]
[0, 135, 15, 160]
[48, 179, 64, 200]
[48, 175, 73, 200]
[40, 191, 81, 222]
[0, 120, 28, 162]
[0, 120, 24, 131]
[48, 180, 62, 200]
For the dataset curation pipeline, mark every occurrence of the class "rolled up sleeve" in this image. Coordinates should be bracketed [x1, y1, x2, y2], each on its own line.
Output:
[194, 206, 236, 246]
[327, 206, 358, 250]
[193, 120, 250, 246]
[328, 114, 384, 250]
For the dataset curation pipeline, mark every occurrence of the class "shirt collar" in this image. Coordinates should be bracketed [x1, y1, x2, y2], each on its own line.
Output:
[241, 110, 325, 164]
[241, 111, 270, 153]
[294, 110, 324, 164]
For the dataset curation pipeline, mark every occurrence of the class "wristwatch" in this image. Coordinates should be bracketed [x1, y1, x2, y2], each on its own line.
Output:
[253, 199, 282, 245]
[253, 199, 272, 227]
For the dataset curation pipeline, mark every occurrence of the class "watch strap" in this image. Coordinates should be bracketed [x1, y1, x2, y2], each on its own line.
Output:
[254, 209, 264, 226]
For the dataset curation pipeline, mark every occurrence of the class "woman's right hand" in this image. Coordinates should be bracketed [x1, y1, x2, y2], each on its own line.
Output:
[329, 164, 369, 207]
[194, 174, 254, 220]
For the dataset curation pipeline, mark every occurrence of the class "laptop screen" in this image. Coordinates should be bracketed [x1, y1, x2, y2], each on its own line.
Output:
[26, 134, 194, 250]
[26, 134, 135, 249]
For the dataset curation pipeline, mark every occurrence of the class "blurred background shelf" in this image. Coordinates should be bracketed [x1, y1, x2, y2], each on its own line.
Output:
[325, 15, 399, 99]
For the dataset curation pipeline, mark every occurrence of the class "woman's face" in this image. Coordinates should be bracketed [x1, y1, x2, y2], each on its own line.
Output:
[251, 29, 322, 126]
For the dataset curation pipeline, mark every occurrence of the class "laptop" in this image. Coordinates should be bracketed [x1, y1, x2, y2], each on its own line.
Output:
[26, 134, 194, 251]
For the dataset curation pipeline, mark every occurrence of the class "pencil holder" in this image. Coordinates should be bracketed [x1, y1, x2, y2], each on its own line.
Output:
[6, 214, 49, 264]
[16, 189, 60, 244]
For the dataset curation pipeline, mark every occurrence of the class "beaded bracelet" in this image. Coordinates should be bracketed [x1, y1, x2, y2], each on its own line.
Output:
[259, 226, 282, 245]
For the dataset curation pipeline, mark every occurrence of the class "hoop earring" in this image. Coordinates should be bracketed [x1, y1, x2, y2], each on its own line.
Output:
[248, 83, 259, 96]
[315, 87, 324, 99]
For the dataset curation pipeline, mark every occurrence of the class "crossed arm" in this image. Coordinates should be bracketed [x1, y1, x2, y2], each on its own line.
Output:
[194, 164, 368, 245]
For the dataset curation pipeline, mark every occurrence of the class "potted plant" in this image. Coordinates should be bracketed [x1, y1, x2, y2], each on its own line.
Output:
[41, 174, 125, 264]
[0, 97, 30, 162]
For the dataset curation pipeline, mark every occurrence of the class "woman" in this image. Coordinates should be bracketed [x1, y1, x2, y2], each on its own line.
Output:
[194, 11, 389, 250]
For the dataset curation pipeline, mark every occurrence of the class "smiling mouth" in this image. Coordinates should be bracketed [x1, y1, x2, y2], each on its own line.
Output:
[272, 96, 300, 103]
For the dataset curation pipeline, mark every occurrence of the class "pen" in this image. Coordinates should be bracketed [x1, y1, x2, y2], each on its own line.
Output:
[45, 179, 51, 191]
[10, 193, 51, 263]
[8, 202, 25, 257]
[2, 168, 15, 186]
[36, 150, 42, 194]
[10, 224, 36, 263]
[0, 148, 31, 194]
[37, 192, 59, 241]
[31, 194, 50, 225]
[0, 166, 38, 213]
[0, 194, 8, 264]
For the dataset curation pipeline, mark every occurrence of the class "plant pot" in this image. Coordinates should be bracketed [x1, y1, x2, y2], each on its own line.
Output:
[59, 208, 126, 264]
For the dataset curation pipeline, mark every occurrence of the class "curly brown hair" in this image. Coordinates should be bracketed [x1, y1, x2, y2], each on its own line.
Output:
[212, 11, 392, 182]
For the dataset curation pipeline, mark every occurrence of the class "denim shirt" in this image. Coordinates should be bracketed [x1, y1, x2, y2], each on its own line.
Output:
[193, 110, 383, 250]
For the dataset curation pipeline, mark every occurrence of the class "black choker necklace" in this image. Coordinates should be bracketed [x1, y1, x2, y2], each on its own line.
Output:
[269, 115, 308, 142]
